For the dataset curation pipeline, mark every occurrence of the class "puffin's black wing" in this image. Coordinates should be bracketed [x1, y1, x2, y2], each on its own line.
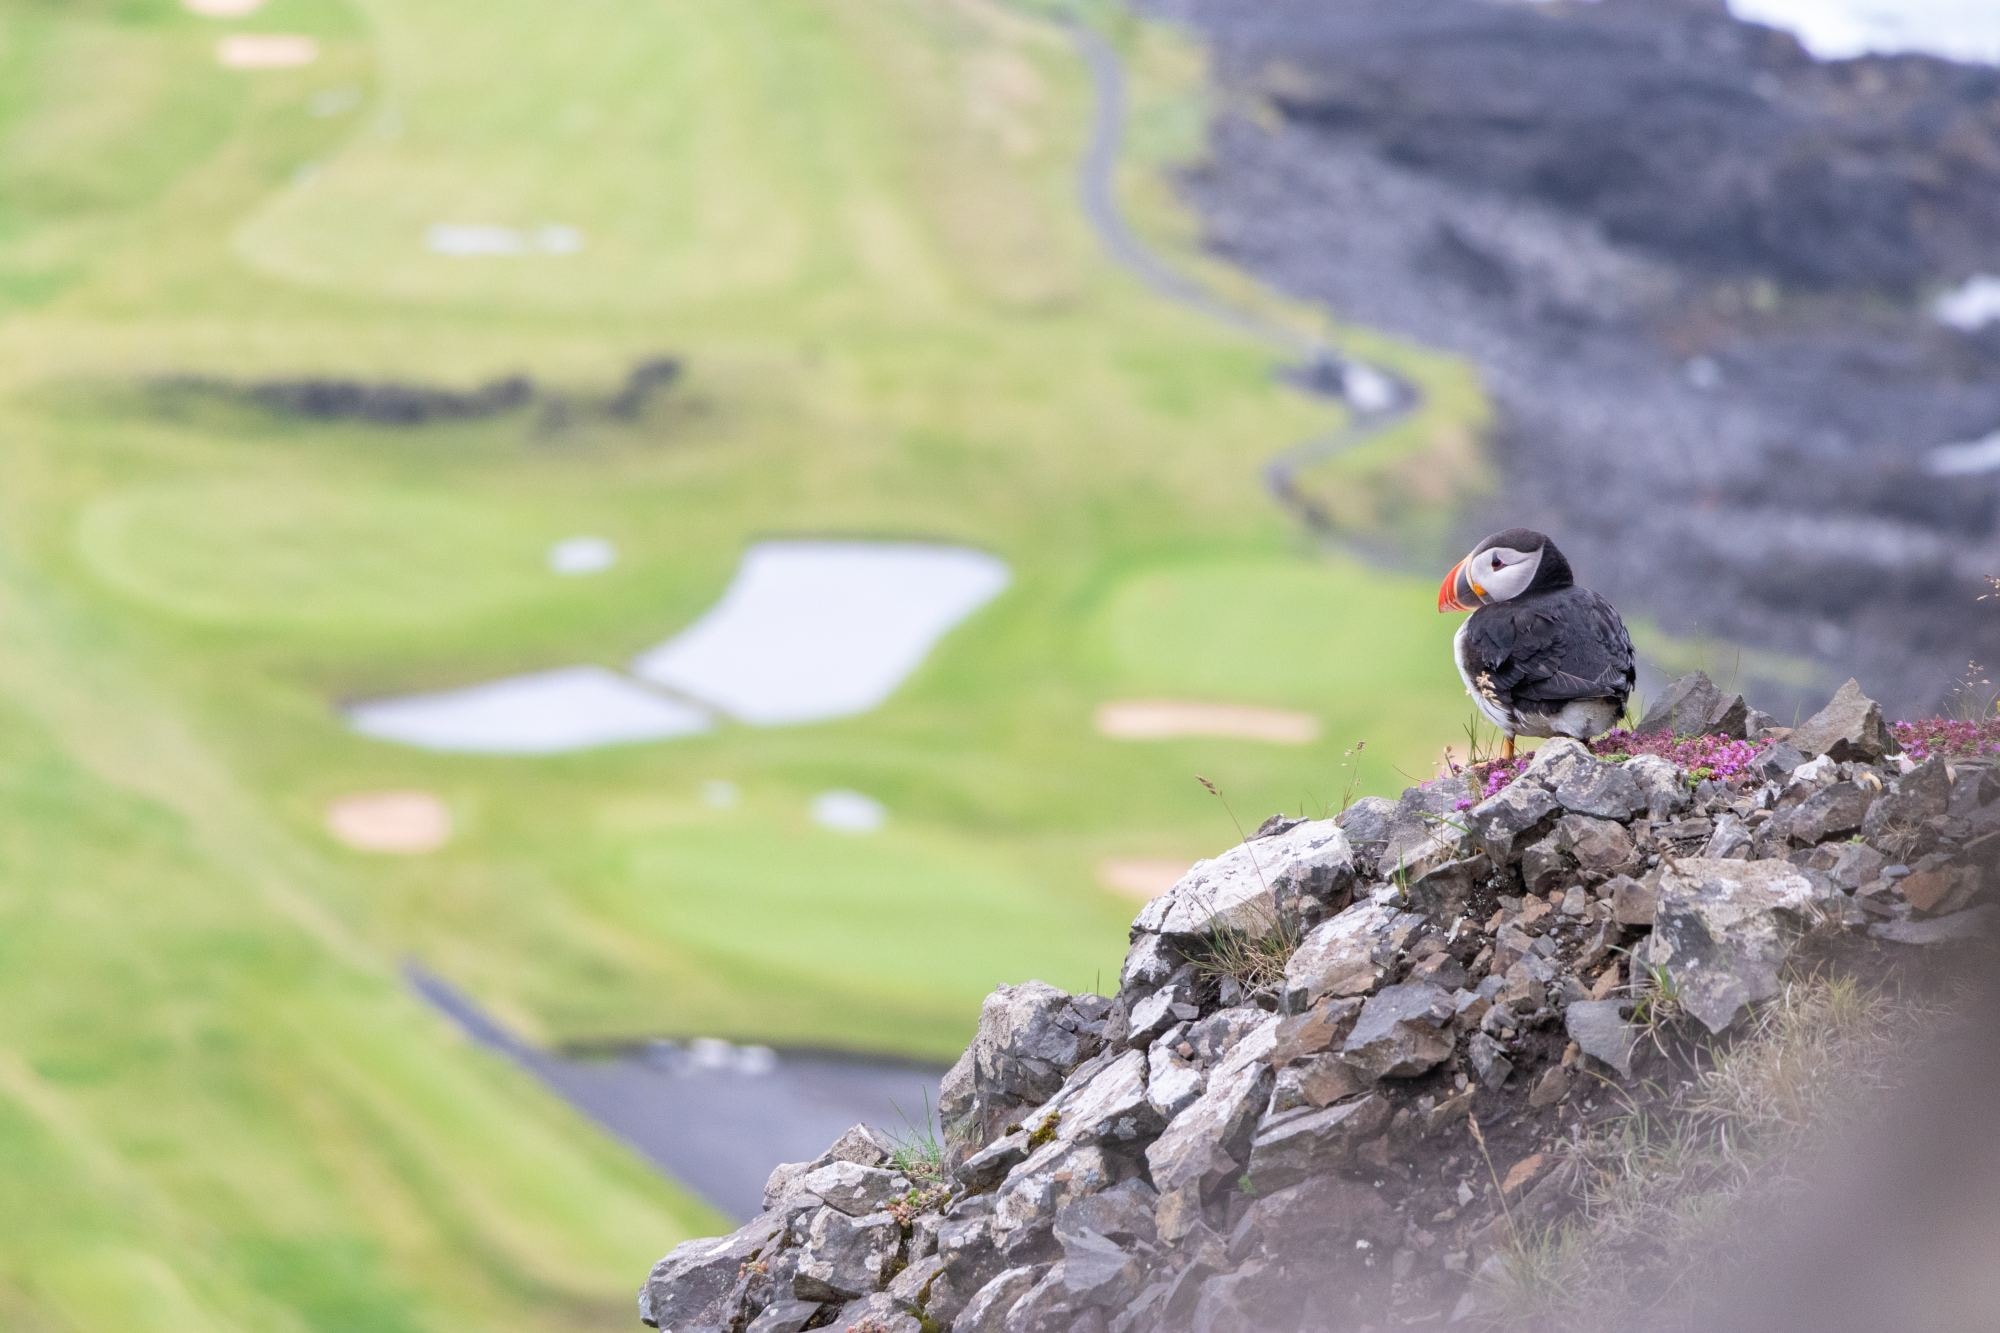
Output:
[1462, 587, 1635, 711]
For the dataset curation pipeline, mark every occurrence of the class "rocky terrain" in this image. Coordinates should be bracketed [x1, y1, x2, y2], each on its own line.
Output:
[1136, 0, 2000, 715]
[638, 673, 1997, 1331]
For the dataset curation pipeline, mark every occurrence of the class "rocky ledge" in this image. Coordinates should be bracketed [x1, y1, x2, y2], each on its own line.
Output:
[639, 674, 1995, 1332]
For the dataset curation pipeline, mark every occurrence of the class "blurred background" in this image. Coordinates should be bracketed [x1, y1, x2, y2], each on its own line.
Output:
[1, 0, 1995, 1326]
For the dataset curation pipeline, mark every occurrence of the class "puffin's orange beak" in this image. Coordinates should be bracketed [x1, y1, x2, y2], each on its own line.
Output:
[1438, 559, 1482, 613]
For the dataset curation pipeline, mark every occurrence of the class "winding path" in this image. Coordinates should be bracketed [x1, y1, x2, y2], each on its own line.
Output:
[1068, 22, 1423, 537]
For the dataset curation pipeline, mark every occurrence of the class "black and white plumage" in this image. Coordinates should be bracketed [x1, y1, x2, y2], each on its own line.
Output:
[1437, 528, 1635, 757]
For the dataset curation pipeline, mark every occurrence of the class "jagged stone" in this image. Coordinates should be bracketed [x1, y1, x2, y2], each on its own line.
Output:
[1119, 934, 1180, 993]
[1047, 1048, 1162, 1147]
[1553, 754, 1649, 820]
[1635, 671, 1749, 739]
[1752, 741, 1808, 783]
[991, 1140, 1121, 1261]
[1147, 1015, 1280, 1243]
[1860, 760, 1952, 862]
[1602, 873, 1656, 926]
[794, 1209, 901, 1303]
[886, 1254, 945, 1308]
[1702, 813, 1754, 860]
[1335, 795, 1400, 872]
[830, 1292, 922, 1332]
[1125, 965, 1201, 1043]
[1557, 813, 1638, 877]
[1269, 995, 1363, 1063]
[1466, 1031, 1513, 1089]
[1624, 754, 1694, 818]
[1870, 907, 1995, 945]
[639, 1213, 783, 1330]
[1643, 857, 1829, 1033]
[1146, 1037, 1205, 1119]
[941, 982, 1103, 1155]
[1282, 900, 1426, 1009]
[1564, 999, 1639, 1077]
[1271, 1052, 1367, 1113]
[1134, 820, 1355, 939]
[1227, 1173, 1396, 1265]
[745, 1298, 823, 1333]
[1789, 678, 1895, 762]
[1243, 1093, 1392, 1192]
[1824, 840, 1888, 892]
[1778, 781, 1875, 846]
[1467, 780, 1560, 866]
[1186, 1007, 1271, 1062]
[797, 1161, 910, 1217]
[956, 1266, 1043, 1333]
[764, 1125, 896, 1208]
[1341, 982, 1456, 1079]
[1053, 1225, 1143, 1305]
[959, 1131, 1031, 1192]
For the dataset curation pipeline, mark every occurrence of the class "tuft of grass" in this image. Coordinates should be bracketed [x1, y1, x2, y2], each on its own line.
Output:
[1186, 910, 1303, 993]
[888, 1092, 948, 1187]
[1475, 974, 1942, 1328]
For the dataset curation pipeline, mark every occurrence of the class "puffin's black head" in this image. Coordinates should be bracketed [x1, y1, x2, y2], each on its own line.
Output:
[1437, 528, 1574, 612]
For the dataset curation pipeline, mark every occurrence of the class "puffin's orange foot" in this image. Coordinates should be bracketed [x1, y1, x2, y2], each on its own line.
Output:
[1501, 734, 1517, 762]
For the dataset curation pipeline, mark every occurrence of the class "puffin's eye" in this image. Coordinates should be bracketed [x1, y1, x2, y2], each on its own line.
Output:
[1490, 555, 1504, 571]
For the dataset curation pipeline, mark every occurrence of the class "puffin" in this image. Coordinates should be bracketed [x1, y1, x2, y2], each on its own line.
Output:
[1437, 528, 1635, 761]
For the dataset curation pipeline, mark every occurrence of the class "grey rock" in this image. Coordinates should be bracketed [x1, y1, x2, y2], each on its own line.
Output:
[956, 1266, 1043, 1333]
[1529, 1065, 1571, 1107]
[1553, 756, 1649, 820]
[1622, 755, 1693, 819]
[1779, 781, 1875, 846]
[1243, 1093, 1392, 1193]
[1869, 907, 1995, 946]
[1186, 1007, 1271, 1062]
[1789, 678, 1896, 763]
[1118, 934, 1181, 994]
[1635, 671, 1749, 739]
[1341, 982, 1456, 1079]
[1466, 1031, 1513, 1089]
[1335, 795, 1400, 870]
[1861, 760, 1952, 861]
[1268, 995, 1364, 1064]
[1564, 999, 1639, 1077]
[1003, 1265, 1091, 1333]
[991, 1142, 1120, 1261]
[830, 1293, 922, 1333]
[1125, 966, 1201, 1044]
[745, 1299, 823, 1333]
[1826, 840, 1889, 892]
[1752, 741, 1809, 783]
[1558, 813, 1638, 877]
[763, 1125, 895, 1208]
[941, 982, 1103, 1155]
[1055, 1224, 1143, 1304]
[639, 1213, 782, 1331]
[886, 1254, 945, 1308]
[1270, 1052, 1367, 1113]
[1643, 858, 1829, 1033]
[1134, 820, 1355, 939]
[1605, 874, 1658, 927]
[795, 1209, 901, 1303]
[1147, 1038, 1206, 1119]
[1227, 1173, 1395, 1264]
[958, 1131, 1031, 1192]
[1046, 1048, 1162, 1147]
[1702, 813, 1754, 860]
[1281, 900, 1426, 1009]
[798, 1161, 909, 1217]
[1147, 1014, 1280, 1243]
[1467, 780, 1560, 866]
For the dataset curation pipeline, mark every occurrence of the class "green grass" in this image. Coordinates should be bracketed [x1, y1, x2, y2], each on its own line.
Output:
[0, 0, 1488, 1324]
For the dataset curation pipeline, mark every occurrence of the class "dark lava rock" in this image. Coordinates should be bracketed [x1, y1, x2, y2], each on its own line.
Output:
[1636, 671, 1751, 740]
[1789, 679, 1897, 763]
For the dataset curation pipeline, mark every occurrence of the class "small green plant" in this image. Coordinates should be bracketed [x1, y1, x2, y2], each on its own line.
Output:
[1628, 961, 1685, 1044]
[1187, 908, 1302, 993]
[1026, 1111, 1062, 1150]
[887, 1091, 948, 1186]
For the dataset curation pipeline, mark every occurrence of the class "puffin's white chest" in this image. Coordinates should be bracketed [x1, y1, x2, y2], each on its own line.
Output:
[1454, 618, 1515, 733]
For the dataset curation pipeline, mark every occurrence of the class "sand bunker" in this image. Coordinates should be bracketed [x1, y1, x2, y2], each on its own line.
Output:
[185, 0, 267, 15]
[810, 790, 887, 834]
[347, 666, 711, 754]
[346, 540, 1006, 754]
[326, 791, 452, 854]
[217, 35, 319, 69]
[634, 541, 1010, 726]
[1098, 857, 1188, 902]
[1095, 700, 1321, 745]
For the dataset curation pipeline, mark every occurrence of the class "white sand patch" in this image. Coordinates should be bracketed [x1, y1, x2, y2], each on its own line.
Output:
[1935, 275, 2000, 332]
[1726, 0, 2000, 63]
[309, 86, 363, 118]
[634, 541, 1010, 726]
[325, 791, 452, 855]
[811, 790, 887, 834]
[426, 224, 585, 257]
[347, 666, 711, 754]
[184, 0, 266, 15]
[549, 536, 617, 576]
[217, 35, 319, 69]
[1098, 857, 1188, 902]
[701, 779, 741, 809]
[1095, 699, 1322, 745]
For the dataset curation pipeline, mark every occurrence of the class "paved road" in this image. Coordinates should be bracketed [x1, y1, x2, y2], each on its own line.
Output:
[406, 965, 943, 1221]
[1068, 21, 1422, 538]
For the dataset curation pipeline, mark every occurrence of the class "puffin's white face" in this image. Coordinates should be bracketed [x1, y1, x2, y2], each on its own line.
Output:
[1438, 540, 1544, 611]
[1469, 542, 1543, 603]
